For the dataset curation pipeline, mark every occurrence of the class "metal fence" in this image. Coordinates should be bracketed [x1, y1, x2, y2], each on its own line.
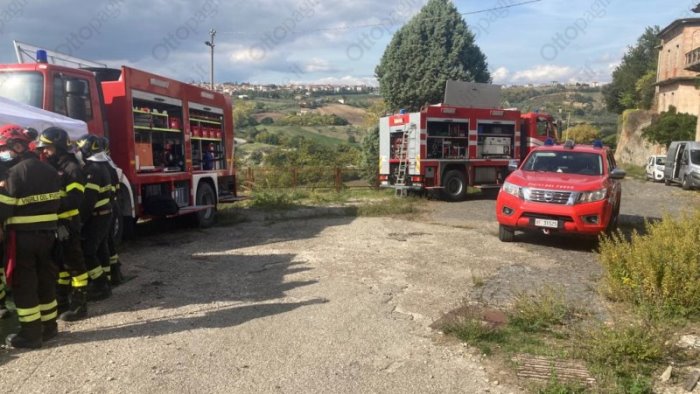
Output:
[237, 166, 373, 193]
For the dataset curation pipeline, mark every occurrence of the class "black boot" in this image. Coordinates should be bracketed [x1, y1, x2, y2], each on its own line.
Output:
[42, 321, 58, 341]
[87, 276, 111, 301]
[6, 321, 42, 349]
[110, 263, 124, 286]
[59, 288, 88, 321]
[56, 284, 70, 315]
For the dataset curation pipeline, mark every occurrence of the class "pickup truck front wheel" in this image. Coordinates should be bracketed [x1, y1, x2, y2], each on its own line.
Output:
[498, 225, 515, 242]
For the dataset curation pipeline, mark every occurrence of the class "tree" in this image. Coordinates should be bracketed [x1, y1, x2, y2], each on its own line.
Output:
[375, 0, 490, 111]
[602, 26, 661, 113]
[564, 123, 600, 143]
[360, 126, 380, 187]
[642, 106, 697, 146]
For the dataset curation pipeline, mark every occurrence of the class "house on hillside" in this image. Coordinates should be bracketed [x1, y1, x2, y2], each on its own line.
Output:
[656, 18, 700, 116]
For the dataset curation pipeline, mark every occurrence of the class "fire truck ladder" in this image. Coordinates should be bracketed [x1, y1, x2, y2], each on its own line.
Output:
[394, 124, 415, 197]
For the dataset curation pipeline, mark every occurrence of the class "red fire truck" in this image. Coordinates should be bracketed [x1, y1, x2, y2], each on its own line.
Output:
[0, 47, 236, 239]
[378, 104, 558, 200]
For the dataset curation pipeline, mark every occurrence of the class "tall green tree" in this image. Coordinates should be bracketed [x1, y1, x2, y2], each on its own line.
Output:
[602, 26, 661, 113]
[375, 0, 490, 111]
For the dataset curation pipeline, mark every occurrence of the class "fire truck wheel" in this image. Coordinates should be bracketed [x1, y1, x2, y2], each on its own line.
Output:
[195, 182, 217, 228]
[441, 170, 467, 201]
[498, 225, 515, 242]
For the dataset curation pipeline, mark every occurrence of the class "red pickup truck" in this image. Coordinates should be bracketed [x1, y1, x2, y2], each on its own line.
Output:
[495, 140, 626, 242]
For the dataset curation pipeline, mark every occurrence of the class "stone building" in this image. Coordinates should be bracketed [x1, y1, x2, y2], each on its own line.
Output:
[657, 14, 700, 140]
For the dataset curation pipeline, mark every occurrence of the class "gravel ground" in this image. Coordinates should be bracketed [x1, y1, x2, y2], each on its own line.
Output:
[0, 178, 697, 393]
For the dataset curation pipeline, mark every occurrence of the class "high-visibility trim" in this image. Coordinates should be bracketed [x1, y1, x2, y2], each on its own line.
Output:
[110, 185, 117, 192]
[88, 266, 104, 279]
[41, 311, 57, 321]
[59, 271, 70, 278]
[72, 273, 89, 288]
[94, 198, 111, 208]
[40, 300, 58, 311]
[17, 192, 61, 206]
[17, 306, 41, 323]
[0, 194, 17, 205]
[58, 271, 71, 285]
[58, 209, 80, 219]
[85, 183, 101, 192]
[65, 182, 85, 193]
[110, 254, 119, 264]
[57, 278, 70, 286]
[100, 185, 112, 193]
[6, 213, 58, 225]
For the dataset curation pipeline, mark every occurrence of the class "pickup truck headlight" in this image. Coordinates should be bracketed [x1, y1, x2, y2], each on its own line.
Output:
[502, 181, 523, 199]
[576, 188, 608, 204]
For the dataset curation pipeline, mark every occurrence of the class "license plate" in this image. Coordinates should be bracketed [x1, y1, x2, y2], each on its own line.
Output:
[534, 219, 559, 228]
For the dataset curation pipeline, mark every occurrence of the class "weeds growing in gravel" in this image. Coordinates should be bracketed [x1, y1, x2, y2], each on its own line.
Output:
[598, 210, 700, 318]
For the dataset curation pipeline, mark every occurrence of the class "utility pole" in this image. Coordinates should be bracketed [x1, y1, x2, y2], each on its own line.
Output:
[205, 29, 216, 91]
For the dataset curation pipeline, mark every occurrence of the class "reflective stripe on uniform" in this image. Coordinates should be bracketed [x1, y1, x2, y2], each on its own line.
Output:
[66, 182, 85, 193]
[58, 209, 80, 219]
[0, 191, 61, 206]
[0, 194, 17, 205]
[40, 300, 57, 311]
[17, 192, 61, 206]
[72, 273, 89, 288]
[94, 198, 111, 209]
[17, 306, 41, 323]
[88, 266, 104, 280]
[58, 271, 71, 286]
[85, 183, 101, 192]
[5, 213, 58, 225]
[110, 254, 119, 264]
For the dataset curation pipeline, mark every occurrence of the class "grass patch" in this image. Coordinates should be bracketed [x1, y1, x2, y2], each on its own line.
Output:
[248, 189, 308, 210]
[438, 286, 678, 393]
[510, 287, 574, 333]
[620, 164, 646, 181]
[352, 197, 421, 217]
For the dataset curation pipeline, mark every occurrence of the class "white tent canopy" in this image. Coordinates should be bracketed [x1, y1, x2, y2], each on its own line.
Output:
[0, 96, 88, 140]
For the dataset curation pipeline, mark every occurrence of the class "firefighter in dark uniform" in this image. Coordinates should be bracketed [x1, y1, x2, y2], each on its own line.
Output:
[99, 137, 123, 285]
[0, 160, 10, 319]
[37, 127, 89, 321]
[76, 134, 113, 301]
[0, 124, 61, 349]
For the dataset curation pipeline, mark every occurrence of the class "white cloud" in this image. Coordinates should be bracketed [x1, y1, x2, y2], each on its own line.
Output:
[511, 65, 575, 84]
[302, 58, 338, 73]
[491, 67, 510, 84]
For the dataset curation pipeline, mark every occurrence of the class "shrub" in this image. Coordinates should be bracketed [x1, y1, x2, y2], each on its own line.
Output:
[598, 211, 700, 317]
[642, 106, 697, 146]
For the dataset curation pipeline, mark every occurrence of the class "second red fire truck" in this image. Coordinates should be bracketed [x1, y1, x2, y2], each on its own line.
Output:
[379, 104, 558, 200]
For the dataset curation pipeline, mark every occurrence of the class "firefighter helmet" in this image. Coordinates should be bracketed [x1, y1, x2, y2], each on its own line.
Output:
[75, 134, 103, 159]
[37, 127, 71, 151]
[0, 124, 33, 148]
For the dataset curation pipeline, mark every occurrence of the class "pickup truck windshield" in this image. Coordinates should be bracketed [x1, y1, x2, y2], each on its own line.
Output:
[0, 71, 44, 109]
[523, 151, 603, 175]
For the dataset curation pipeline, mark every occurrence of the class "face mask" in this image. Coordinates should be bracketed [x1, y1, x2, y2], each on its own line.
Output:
[0, 151, 13, 162]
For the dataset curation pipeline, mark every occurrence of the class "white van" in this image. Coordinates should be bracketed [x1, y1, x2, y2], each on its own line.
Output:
[645, 155, 665, 182]
[664, 141, 700, 190]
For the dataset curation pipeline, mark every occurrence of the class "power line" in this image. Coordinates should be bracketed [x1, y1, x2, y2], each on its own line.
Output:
[217, 0, 541, 37]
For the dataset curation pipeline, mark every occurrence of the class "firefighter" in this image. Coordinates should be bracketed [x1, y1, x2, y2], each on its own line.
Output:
[36, 127, 89, 321]
[0, 124, 61, 349]
[0, 160, 10, 320]
[99, 137, 123, 286]
[76, 134, 113, 301]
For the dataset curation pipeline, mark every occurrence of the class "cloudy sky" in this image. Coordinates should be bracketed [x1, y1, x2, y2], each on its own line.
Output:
[0, 0, 696, 86]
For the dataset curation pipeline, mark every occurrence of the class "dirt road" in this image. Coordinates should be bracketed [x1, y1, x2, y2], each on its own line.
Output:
[1, 179, 697, 393]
